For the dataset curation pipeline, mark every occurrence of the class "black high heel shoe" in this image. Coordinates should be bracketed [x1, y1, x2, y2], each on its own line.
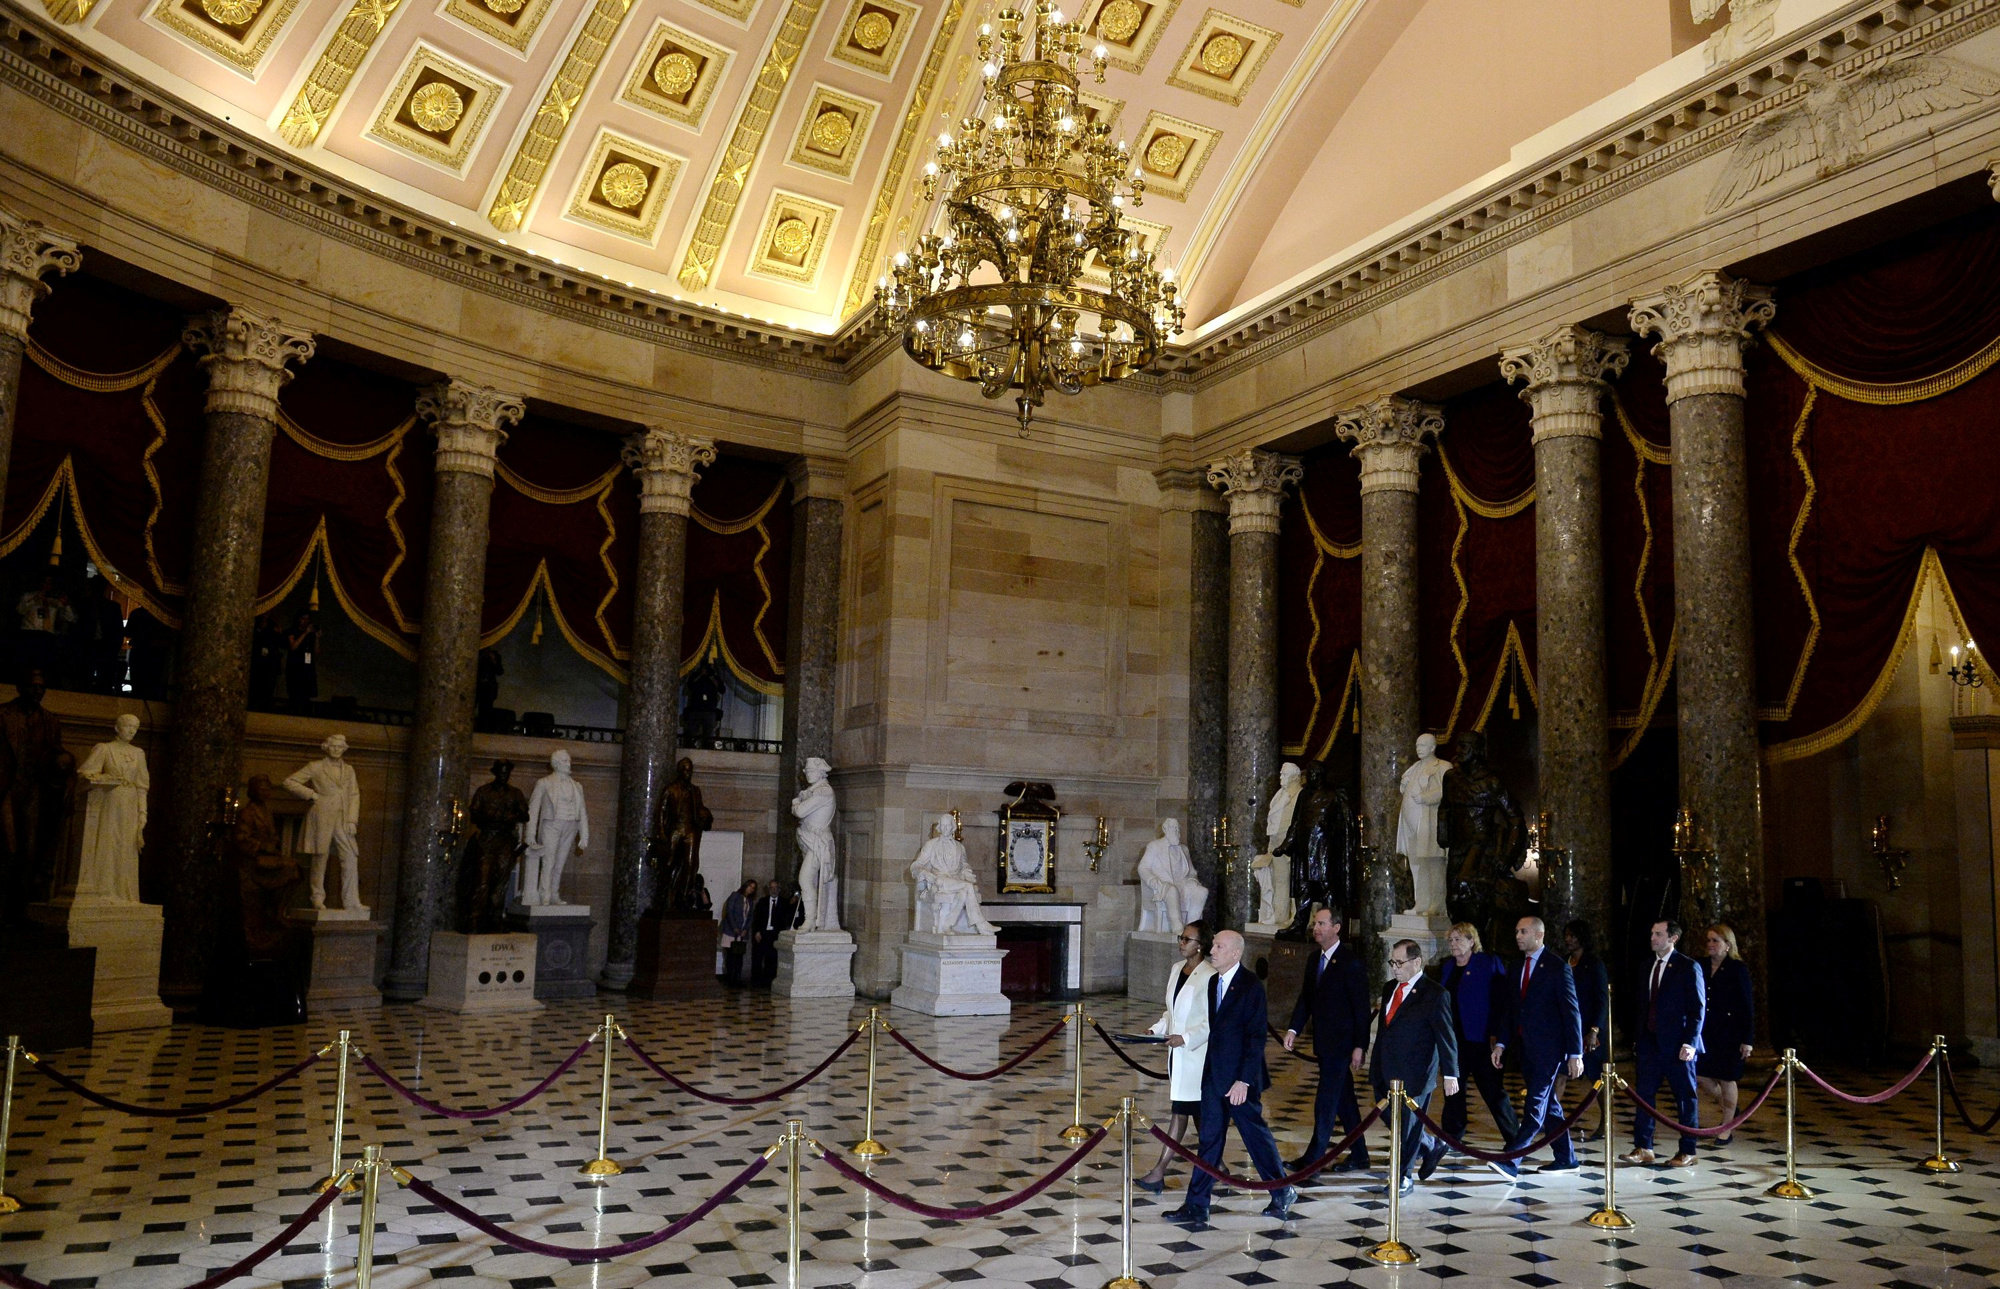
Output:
[1135, 1176, 1167, 1194]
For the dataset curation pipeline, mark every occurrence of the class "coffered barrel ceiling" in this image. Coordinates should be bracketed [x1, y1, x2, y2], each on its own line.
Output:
[44, 0, 1697, 336]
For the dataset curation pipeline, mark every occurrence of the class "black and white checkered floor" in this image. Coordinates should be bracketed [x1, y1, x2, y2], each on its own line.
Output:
[3, 992, 1996, 1288]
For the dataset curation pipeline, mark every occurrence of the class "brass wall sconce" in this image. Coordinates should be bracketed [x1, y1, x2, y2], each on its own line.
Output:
[1872, 815, 1910, 891]
[1084, 815, 1109, 872]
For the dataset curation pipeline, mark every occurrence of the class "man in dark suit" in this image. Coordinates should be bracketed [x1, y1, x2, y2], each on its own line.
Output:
[1621, 918, 1707, 1168]
[1281, 908, 1373, 1173]
[1488, 916, 1584, 1176]
[1166, 930, 1297, 1230]
[1371, 939, 1460, 1194]
[749, 881, 801, 986]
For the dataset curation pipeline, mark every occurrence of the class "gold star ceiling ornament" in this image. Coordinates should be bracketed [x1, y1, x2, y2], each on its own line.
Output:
[875, 0, 1183, 433]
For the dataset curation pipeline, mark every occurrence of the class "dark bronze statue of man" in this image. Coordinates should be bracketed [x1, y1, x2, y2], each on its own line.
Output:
[229, 775, 299, 960]
[651, 756, 713, 917]
[1277, 760, 1359, 939]
[1438, 730, 1528, 940]
[459, 760, 529, 933]
[0, 669, 73, 924]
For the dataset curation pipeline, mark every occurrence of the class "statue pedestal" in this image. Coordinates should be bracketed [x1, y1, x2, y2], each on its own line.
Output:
[772, 929, 856, 999]
[507, 905, 597, 1001]
[29, 898, 170, 1032]
[285, 910, 383, 1008]
[0, 921, 95, 1048]
[632, 914, 722, 1000]
[891, 932, 1010, 1017]
[1124, 930, 1180, 1002]
[420, 931, 544, 1014]
[1387, 911, 1453, 964]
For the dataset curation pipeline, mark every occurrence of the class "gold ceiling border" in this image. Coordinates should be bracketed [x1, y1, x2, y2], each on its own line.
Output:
[489, 0, 637, 233]
[677, 0, 829, 292]
[41, 0, 96, 22]
[279, 0, 404, 146]
[840, 0, 963, 317]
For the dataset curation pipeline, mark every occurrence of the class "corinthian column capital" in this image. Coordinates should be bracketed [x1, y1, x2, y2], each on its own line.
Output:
[182, 307, 316, 420]
[622, 426, 716, 515]
[1500, 325, 1630, 443]
[1628, 270, 1774, 402]
[1204, 449, 1302, 535]
[417, 379, 525, 477]
[1333, 395, 1443, 495]
[0, 210, 81, 341]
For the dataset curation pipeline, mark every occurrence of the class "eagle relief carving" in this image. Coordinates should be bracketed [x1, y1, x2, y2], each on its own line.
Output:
[1707, 54, 2000, 213]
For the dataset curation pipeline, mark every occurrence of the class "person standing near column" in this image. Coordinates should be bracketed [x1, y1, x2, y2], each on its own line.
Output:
[1622, 918, 1707, 1168]
[1487, 915, 1583, 1177]
[1280, 907, 1372, 1174]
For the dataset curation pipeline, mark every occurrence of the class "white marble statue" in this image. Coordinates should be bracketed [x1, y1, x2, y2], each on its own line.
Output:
[73, 714, 148, 904]
[521, 750, 588, 906]
[911, 811, 997, 935]
[792, 756, 839, 932]
[285, 733, 367, 914]
[1251, 762, 1303, 927]
[1397, 733, 1452, 915]
[1136, 819, 1208, 933]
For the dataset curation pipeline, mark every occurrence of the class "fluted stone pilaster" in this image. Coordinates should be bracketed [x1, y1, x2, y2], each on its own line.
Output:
[1630, 269, 1774, 973]
[1205, 450, 1301, 929]
[0, 210, 80, 531]
[1502, 325, 1629, 938]
[1157, 468, 1229, 892]
[382, 380, 523, 1001]
[160, 307, 314, 1006]
[775, 456, 844, 890]
[602, 427, 714, 989]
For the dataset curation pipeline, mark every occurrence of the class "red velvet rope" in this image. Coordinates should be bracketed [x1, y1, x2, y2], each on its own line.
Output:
[814, 1128, 1106, 1219]
[401, 1154, 769, 1261]
[623, 1029, 859, 1105]
[1943, 1056, 2000, 1135]
[359, 1039, 594, 1119]
[1090, 1022, 1167, 1081]
[883, 1017, 1068, 1081]
[0, 1183, 342, 1289]
[1148, 1103, 1384, 1190]
[1395, 1083, 1601, 1164]
[1795, 1050, 1933, 1105]
[24, 1051, 324, 1118]
[1612, 1064, 1783, 1139]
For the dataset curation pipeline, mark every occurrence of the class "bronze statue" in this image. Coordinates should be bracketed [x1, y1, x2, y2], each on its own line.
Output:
[229, 775, 300, 959]
[458, 760, 529, 933]
[1276, 760, 1359, 940]
[1438, 731, 1529, 941]
[650, 756, 713, 917]
[0, 669, 74, 924]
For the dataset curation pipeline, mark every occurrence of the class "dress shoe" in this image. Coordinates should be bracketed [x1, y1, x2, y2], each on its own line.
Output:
[1260, 1185, 1297, 1220]
[1666, 1153, 1698, 1168]
[1487, 1157, 1520, 1178]
[1417, 1140, 1448, 1181]
[1135, 1176, 1166, 1194]
[1332, 1153, 1373, 1174]
[1162, 1204, 1208, 1229]
[1536, 1160, 1581, 1173]
[1715, 1133, 1734, 1147]
[1618, 1148, 1655, 1166]
[1387, 1175, 1414, 1197]
[1285, 1154, 1319, 1175]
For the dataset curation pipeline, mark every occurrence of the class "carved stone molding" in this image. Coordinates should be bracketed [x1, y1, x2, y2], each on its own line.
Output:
[1988, 155, 2000, 199]
[417, 378, 525, 477]
[1628, 270, 1775, 402]
[623, 427, 717, 515]
[181, 307, 316, 420]
[786, 453, 846, 502]
[0, 207, 80, 341]
[1154, 465, 1226, 515]
[1204, 450, 1301, 534]
[1333, 395, 1443, 495]
[1499, 325, 1631, 443]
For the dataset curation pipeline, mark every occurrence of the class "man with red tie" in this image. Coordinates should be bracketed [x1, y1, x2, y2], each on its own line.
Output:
[1488, 916, 1584, 1177]
[1370, 940, 1459, 1193]
[1621, 918, 1707, 1168]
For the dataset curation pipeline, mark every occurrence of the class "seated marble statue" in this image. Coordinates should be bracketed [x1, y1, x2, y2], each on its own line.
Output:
[910, 811, 998, 935]
[1137, 819, 1208, 933]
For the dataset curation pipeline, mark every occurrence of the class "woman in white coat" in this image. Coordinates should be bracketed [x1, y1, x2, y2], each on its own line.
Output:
[1137, 921, 1214, 1192]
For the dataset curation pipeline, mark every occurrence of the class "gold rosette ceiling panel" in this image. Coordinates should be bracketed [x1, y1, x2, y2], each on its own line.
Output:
[875, 0, 1183, 433]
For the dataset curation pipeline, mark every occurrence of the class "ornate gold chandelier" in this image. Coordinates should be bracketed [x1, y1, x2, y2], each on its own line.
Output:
[876, 1, 1183, 433]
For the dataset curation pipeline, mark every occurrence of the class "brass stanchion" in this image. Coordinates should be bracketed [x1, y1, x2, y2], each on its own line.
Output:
[1102, 1095, 1146, 1289]
[0, 1035, 20, 1216]
[582, 1014, 623, 1179]
[1365, 1087, 1418, 1267]
[1767, 1049, 1814, 1199]
[1587, 995, 1633, 1230]
[784, 1118, 804, 1289]
[354, 1144, 381, 1289]
[852, 1008, 888, 1158]
[1919, 1035, 1960, 1174]
[1060, 1004, 1091, 1144]
[322, 1030, 358, 1194]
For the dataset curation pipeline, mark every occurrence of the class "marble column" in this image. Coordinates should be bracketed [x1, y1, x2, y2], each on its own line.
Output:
[1501, 326, 1629, 939]
[1156, 468, 1229, 891]
[0, 209, 80, 530]
[1630, 270, 1774, 963]
[1336, 396, 1442, 976]
[601, 427, 714, 989]
[1204, 451, 1301, 930]
[382, 380, 524, 1001]
[159, 308, 315, 1006]
[775, 456, 844, 888]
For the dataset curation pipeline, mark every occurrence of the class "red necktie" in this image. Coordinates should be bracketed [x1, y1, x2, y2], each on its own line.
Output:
[1520, 954, 1534, 998]
[1387, 982, 1409, 1024]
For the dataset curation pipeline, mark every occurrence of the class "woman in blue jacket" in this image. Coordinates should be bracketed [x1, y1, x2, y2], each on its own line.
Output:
[1437, 922, 1521, 1149]
[1695, 923, 1755, 1144]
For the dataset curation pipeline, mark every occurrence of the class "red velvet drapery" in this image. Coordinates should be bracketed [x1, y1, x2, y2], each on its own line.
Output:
[1278, 445, 1361, 757]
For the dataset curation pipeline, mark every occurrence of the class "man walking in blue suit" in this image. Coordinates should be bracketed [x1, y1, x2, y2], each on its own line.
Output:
[1488, 915, 1584, 1176]
[1621, 918, 1707, 1168]
[1165, 930, 1297, 1230]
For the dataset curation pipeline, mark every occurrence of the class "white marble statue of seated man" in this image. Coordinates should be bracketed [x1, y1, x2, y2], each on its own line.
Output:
[910, 811, 998, 936]
[1136, 819, 1208, 933]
